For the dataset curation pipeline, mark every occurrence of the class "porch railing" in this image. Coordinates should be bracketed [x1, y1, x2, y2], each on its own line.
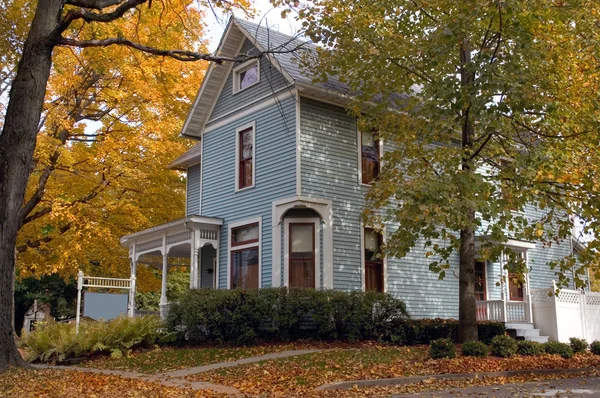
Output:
[476, 300, 530, 323]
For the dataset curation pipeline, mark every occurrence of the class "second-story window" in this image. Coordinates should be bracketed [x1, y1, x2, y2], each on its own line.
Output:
[361, 131, 380, 184]
[236, 124, 254, 190]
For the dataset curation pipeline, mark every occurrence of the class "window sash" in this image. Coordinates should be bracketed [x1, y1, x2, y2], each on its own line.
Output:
[231, 223, 259, 247]
[361, 132, 380, 184]
[238, 64, 258, 90]
[231, 247, 259, 289]
[289, 223, 315, 288]
[238, 127, 253, 189]
[474, 261, 487, 301]
[364, 228, 384, 292]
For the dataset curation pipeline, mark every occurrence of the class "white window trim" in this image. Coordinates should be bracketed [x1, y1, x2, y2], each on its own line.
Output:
[234, 121, 256, 192]
[232, 59, 260, 94]
[227, 216, 262, 289]
[357, 129, 384, 186]
[360, 223, 387, 293]
[283, 217, 321, 289]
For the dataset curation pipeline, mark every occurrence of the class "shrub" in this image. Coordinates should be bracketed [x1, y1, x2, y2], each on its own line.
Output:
[461, 340, 488, 357]
[490, 335, 517, 358]
[21, 315, 165, 363]
[517, 340, 545, 356]
[429, 338, 456, 359]
[399, 319, 505, 345]
[569, 337, 588, 354]
[591, 340, 600, 355]
[167, 288, 409, 345]
[544, 341, 574, 359]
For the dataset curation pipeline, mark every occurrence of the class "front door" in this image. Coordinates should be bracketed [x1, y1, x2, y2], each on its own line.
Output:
[508, 273, 524, 301]
[474, 261, 487, 301]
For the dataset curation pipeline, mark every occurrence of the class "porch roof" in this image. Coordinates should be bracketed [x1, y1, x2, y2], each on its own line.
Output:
[120, 215, 222, 248]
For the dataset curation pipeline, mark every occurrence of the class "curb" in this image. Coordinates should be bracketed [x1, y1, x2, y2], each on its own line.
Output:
[315, 367, 597, 391]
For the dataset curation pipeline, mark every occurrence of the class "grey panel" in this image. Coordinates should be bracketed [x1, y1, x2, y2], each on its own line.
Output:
[83, 292, 128, 321]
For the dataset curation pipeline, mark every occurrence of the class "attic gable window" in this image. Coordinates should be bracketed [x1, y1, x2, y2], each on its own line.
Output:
[233, 59, 260, 93]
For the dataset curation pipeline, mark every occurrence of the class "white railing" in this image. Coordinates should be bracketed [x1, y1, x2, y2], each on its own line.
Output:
[476, 300, 530, 322]
[506, 301, 528, 322]
[82, 276, 132, 289]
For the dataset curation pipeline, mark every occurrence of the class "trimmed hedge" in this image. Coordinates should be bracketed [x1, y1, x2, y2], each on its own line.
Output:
[544, 341, 574, 359]
[517, 340, 545, 356]
[400, 318, 505, 345]
[167, 288, 506, 346]
[461, 341, 488, 357]
[429, 338, 456, 359]
[490, 335, 517, 358]
[591, 340, 600, 355]
[166, 288, 409, 345]
[569, 337, 588, 354]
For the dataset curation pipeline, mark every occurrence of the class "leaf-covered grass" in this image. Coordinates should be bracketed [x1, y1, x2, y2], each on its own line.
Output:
[188, 347, 600, 396]
[81, 341, 365, 374]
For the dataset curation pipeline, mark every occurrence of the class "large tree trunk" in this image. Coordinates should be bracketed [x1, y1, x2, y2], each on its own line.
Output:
[457, 38, 478, 343]
[0, 0, 61, 371]
[458, 223, 478, 342]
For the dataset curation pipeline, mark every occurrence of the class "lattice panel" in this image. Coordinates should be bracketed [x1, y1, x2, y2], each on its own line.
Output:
[586, 295, 600, 307]
[137, 238, 163, 253]
[557, 291, 580, 304]
[531, 290, 553, 303]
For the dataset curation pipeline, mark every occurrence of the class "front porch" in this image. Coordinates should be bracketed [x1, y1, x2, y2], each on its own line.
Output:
[120, 215, 222, 318]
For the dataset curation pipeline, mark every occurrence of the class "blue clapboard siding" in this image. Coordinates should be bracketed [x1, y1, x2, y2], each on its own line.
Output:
[186, 164, 201, 216]
[209, 39, 291, 123]
[298, 97, 462, 318]
[201, 95, 297, 288]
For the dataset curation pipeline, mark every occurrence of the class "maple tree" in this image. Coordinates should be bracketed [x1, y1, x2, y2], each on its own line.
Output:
[0, 0, 267, 370]
[288, 0, 600, 342]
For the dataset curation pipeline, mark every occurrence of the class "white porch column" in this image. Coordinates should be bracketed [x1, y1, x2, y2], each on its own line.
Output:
[129, 242, 137, 318]
[159, 233, 168, 319]
[525, 251, 533, 323]
[190, 227, 199, 289]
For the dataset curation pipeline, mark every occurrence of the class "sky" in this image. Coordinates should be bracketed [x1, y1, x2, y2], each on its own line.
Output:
[204, 0, 304, 51]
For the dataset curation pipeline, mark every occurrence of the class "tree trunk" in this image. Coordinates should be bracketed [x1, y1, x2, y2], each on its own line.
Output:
[458, 223, 478, 342]
[457, 37, 478, 343]
[0, 0, 61, 371]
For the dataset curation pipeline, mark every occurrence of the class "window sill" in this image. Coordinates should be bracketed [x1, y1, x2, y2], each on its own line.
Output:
[235, 185, 255, 193]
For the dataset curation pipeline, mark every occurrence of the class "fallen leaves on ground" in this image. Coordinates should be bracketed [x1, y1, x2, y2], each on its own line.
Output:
[81, 341, 368, 374]
[188, 346, 600, 396]
[0, 368, 211, 398]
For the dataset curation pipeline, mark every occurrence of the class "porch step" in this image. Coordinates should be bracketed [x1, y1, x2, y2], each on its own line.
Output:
[505, 322, 550, 343]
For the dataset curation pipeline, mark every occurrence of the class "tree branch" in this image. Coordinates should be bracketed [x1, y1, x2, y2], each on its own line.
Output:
[64, 0, 125, 10]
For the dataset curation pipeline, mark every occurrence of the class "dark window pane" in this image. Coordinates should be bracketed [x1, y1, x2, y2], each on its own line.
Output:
[239, 64, 258, 90]
[289, 223, 315, 288]
[232, 223, 259, 245]
[361, 132, 380, 184]
[364, 228, 384, 292]
[231, 247, 259, 289]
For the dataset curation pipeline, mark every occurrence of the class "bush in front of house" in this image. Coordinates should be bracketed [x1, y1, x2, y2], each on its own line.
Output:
[461, 340, 488, 357]
[166, 288, 409, 345]
[569, 337, 588, 354]
[429, 338, 456, 359]
[490, 335, 518, 358]
[591, 340, 600, 355]
[400, 319, 505, 345]
[544, 341, 574, 359]
[21, 315, 165, 363]
[517, 340, 545, 356]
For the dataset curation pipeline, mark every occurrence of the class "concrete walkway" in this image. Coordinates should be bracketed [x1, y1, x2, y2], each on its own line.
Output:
[35, 348, 327, 395]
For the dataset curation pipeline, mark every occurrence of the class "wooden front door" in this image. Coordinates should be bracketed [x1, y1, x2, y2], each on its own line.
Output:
[474, 261, 486, 301]
[508, 273, 524, 301]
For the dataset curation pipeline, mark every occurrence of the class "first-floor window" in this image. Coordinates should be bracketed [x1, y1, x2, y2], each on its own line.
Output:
[364, 228, 384, 292]
[474, 261, 486, 301]
[231, 223, 259, 289]
[289, 223, 315, 288]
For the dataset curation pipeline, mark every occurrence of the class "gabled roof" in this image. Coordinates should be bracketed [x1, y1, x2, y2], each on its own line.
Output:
[168, 142, 201, 170]
[179, 17, 352, 139]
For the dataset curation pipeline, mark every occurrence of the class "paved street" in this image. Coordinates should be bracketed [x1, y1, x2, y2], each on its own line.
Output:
[390, 376, 600, 397]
